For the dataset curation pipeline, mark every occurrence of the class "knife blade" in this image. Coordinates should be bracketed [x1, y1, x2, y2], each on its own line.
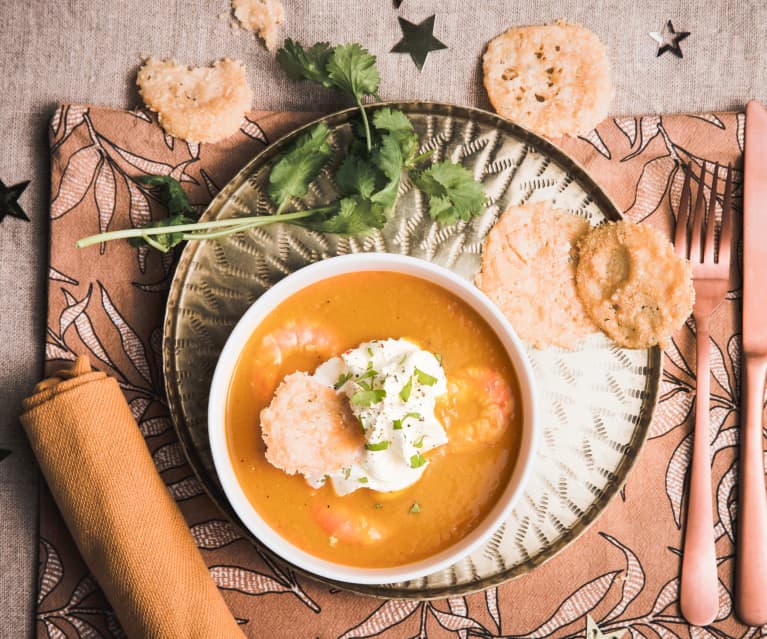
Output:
[736, 100, 767, 626]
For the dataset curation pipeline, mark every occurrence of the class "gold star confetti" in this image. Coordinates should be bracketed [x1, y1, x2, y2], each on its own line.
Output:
[649, 20, 690, 58]
[0, 178, 30, 223]
[391, 15, 447, 71]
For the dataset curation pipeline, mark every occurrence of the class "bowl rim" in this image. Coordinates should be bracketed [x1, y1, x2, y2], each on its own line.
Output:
[208, 252, 539, 585]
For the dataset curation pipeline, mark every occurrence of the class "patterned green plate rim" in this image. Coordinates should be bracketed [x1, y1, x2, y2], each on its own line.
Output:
[163, 101, 661, 599]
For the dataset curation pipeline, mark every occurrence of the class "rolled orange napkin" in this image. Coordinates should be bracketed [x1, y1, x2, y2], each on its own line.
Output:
[21, 356, 247, 639]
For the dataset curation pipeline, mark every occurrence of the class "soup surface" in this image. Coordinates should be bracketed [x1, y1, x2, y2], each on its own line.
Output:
[226, 270, 523, 568]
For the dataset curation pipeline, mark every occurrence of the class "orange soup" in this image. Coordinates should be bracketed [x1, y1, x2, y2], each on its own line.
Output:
[226, 270, 523, 568]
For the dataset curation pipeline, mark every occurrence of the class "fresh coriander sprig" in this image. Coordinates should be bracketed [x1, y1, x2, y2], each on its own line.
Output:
[76, 40, 488, 253]
[277, 40, 380, 151]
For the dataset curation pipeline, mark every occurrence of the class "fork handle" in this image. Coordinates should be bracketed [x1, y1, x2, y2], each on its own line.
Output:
[680, 317, 719, 626]
[736, 354, 767, 626]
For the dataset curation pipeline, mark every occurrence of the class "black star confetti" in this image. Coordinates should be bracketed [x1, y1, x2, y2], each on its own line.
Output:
[391, 15, 447, 71]
[649, 20, 690, 58]
[0, 178, 30, 223]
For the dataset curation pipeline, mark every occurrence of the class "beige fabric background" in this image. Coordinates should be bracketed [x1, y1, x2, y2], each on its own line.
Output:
[1, 0, 765, 636]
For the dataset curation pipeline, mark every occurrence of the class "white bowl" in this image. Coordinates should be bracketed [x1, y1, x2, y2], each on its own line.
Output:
[208, 253, 539, 585]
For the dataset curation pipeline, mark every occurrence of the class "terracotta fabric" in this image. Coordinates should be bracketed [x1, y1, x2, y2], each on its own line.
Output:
[35, 104, 756, 638]
[20, 356, 247, 639]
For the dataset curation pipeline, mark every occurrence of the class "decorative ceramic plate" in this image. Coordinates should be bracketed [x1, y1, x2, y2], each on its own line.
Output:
[163, 102, 661, 599]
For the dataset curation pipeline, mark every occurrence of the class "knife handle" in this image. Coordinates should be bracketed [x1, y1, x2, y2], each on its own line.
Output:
[736, 355, 767, 626]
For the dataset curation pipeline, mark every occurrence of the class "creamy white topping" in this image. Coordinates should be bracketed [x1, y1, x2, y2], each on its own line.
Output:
[309, 338, 448, 495]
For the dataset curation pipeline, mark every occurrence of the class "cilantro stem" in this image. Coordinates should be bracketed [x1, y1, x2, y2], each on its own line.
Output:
[75, 209, 323, 248]
[357, 96, 372, 152]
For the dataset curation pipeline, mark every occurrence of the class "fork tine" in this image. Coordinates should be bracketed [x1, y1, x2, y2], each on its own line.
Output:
[690, 161, 707, 263]
[703, 162, 719, 263]
[675, 163, 692, 258]
[718, 163, 734, 267]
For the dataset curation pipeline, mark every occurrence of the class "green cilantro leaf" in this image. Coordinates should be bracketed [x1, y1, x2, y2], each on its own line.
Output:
[372, 107, 414, 140]
[358, 476, 369, 484]
[413, 435, 425, 448]
[276, 39, 334, 86]
[414, 161, 487, 225]
[409, 453, 427, 469]
[399, 376, 413, 402]
[365, 440, 390, 451]
[326, 43, 380, 101]
[300, 196, 386, 235]
[351, 388, 386, 406]
[136, 175, 195, 217]
[392, 419, 403, 430]
[343, 467, 351, 479]
[267, 123, 333, 209]
[373, 108, 419, 165]
[370, 133, 403, 211]
[414, 367, 437, 386]
[336, 154, 378, 199]
[409, 502, 421, 513]
[334, 372, 353, 389]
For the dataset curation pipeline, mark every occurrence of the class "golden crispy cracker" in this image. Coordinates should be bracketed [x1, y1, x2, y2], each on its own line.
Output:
[137, 58, 253, 144]
[483, 21, 612, 139]
[575, 221, 694, 349]
[232, 0, 285, 51]
[478, 203, 597, 350]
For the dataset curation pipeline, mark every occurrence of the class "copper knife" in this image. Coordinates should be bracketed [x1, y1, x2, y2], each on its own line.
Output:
[737, 100, 767, 626]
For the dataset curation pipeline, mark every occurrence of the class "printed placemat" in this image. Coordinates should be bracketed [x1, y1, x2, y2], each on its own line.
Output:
[39, 104, 751, 638]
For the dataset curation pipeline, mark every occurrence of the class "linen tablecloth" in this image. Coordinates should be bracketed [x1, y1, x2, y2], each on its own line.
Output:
[38, 103, 749, 637]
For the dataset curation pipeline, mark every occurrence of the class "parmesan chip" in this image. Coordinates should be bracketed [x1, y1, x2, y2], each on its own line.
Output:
[478, 203, 598, 350]
[575, 221, 694, 349]
[136, 58, 253, 144]
[483, 22, 613, 139]
[232, 0, 286, 51]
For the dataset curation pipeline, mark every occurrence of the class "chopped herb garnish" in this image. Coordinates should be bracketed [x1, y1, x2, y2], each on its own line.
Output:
[334, 372, 353, 389]
[414, 367, 437, 386]
[356, 379, 372, 391]
[358, 368, 378, 381]
[409, 502, 421, 513]
[365, 440, 390, 451]
[358, 476, 369, 484]
[434, 353, 442, 365]
[351, 388, 386, 406]
[399, 376, 413, 401]
[367, 347, 374, 357]
[409, 452, 427, 468]
[413, 435, 425, 448]
[322, 474, 330, 483]
[366, 359, 374, 370]
[343, 467, 351, 480]
[394, 412, 421, 430]
[374, 503, 383, 509]
[398, 354, 408, 366]
[358, 417, 366, 433]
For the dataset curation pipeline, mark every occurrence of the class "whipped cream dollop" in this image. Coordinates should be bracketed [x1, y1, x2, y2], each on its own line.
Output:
[309, 338, 448, 495]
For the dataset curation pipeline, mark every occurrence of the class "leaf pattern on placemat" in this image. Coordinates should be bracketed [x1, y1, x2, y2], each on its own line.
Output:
[39, 105, 749, 638]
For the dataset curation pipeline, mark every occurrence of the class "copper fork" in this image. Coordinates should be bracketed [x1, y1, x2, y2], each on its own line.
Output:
[674, 161, 735, 626]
